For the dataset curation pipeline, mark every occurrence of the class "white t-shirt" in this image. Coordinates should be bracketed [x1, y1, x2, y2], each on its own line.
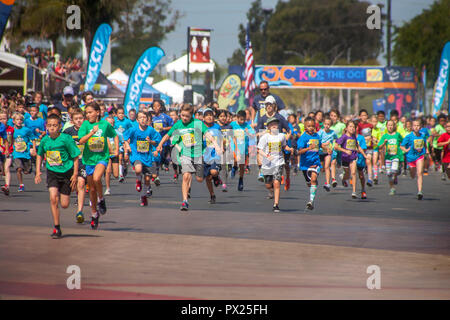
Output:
[257, 132, 286, 170]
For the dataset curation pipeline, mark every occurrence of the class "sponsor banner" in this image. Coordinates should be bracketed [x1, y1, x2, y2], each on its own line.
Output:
[84, 23, 112, 92]
[384, 89, 416, 118]
[372, 98, 386, 114]
[218, 74, 245, 112]
[189, 28, 211, 63]
[124, 47, 165, 114]
[254, 65, 416, 90]
[432, 42, 450, 116]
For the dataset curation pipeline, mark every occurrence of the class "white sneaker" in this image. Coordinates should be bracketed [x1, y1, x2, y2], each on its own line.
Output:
[104, 188, 111, 196]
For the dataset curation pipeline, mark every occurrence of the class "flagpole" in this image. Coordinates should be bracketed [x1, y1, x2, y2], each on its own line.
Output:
[187, 27, 190, 86]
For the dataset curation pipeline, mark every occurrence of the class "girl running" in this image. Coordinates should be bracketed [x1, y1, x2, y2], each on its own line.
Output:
[0, 111, 13, 195]
[318, 117, 337, 192]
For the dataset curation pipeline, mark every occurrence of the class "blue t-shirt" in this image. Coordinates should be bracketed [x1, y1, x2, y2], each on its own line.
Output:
[123, 125, 161, 167]
[356, 134, 367, 168]
[203, 123, 221, 164]
[114, 117, 134, 135]
[7, 113, 31, 127]
[24, 117, 45, 142]
[0, 123, 6, 140]
[401, 132, 427, 163]
[317, 129, 338, 155]
[12, 126, 34, 159]
[297, 132, 322, 170]
[37, 104, 48, 121]
[152, 113, 174, 146]
[230, 121, 256, 155]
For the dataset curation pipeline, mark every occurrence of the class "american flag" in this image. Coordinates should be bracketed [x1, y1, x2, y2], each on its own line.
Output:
[244, 24, 256, 99]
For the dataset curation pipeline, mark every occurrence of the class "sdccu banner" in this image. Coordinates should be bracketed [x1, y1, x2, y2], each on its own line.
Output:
[254, 65, 416, 90]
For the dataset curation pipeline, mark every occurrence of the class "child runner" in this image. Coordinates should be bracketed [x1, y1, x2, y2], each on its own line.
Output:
[437, 120, 450, 180]
[357, 109, 374, 186]
[123, 111, 161, 206]
[0, 111, 13, 195]
[258, 117, 293, 212]
[217, 110, 233, 192]
[329, 109, 346, 187]
[78, 102, 118, 229]
[104, 116, 121, 195]
[377, 120, 403, 195]
[318, 116, 337, 192]
[12, 112, 36, 192]
[431, 114, 447, 180]
[356, 130, 368, 199]
[370, 115, 382, 184]
[62, 108, 87, 223]
[400, 119, 429, 200]
[114, 106, 133, 181]
[334, 121, 367, 199]
[24, 104, 46, 153]
[151, 100, 174, 173]
[297, 117, 322, 209]
[168, 110, 181, 182]
[35, 114, 80, 238]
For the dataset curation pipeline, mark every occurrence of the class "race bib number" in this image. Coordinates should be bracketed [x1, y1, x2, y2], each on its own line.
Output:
[88, 136, 105, 152]
[268, 141, 281, 153]
[308, 139, 319, 152]
[109, 140, 116, 155]
[137, 140, 150, 153]
[46, 150, 62, 166]
[14, 141, 27, 153]
[387, 144, 397, 155]
[182, 133, 196, 147]
[346, 139, 357, 151]
[153, 122, 163, 132]
[414, 139, 424, 151]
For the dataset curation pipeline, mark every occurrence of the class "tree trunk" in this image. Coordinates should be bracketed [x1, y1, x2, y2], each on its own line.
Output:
[354, 91, 359, 115]
[338, 89, 344, 114]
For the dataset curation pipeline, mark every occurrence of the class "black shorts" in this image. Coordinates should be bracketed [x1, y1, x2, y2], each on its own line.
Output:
[133, 160, 156, 176]
[110, 156, 119, 164]
[319, 154, 330, 162]
[78, 159, 87, 180]
[204, 163, 221, 177]
[14, 158, 32, 174]
[342, 160, 356, 168]
[46, 168, 74, 196]
[302, 167, 320, 183]
[263, 165, 284, 184]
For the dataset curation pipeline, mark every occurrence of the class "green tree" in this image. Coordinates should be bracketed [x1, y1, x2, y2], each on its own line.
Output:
[392, 0, 450, 85]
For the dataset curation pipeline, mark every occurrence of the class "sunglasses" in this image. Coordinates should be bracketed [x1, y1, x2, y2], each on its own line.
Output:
[260, 88, 269, 91]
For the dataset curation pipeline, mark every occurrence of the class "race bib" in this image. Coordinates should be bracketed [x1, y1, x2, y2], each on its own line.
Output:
[153, 122, 163, 132]
[308, 139, 320, 152]
[14, 141, 27, 153]
[234, 130, 245, 141]
[387, 144, 397, 155]
[46, 150, 62, 166]
[414, 139, 424, 151]
[346, 139, 357, 151]
[137, 140, 150, 153]
[88, 136, 105, 152]
[109, 140, 116, 155]
[206, 136, 217, 147]
[182, 133, 196, 147]
[268, 141, 281, 153]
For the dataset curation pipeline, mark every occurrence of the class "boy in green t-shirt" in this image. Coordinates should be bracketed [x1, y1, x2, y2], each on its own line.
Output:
[431, 114, 447, 177]
[35, 114, 80, 239]
[377, 120, 403, 195]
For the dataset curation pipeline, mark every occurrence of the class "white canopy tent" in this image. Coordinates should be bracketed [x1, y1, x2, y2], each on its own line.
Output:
[152, 79, 203, 104]
[165, 54, 215, 73]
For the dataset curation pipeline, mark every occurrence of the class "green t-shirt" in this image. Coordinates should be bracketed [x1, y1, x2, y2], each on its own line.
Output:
[378, 132, 403, 160]
[330, 121, 346, 138]
[167, 118, 208, 158]
[432, 124, 446, 149]
[78, 120, 117, 166]
[376, 120, 387, 132]
[37, 133, 80, 173]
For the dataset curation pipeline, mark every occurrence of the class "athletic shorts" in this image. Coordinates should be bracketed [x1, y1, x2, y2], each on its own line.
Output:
[180, 156, 204, 178]
[342, 159, 357, 168]
[46, 168, 74, 196]
[204, 163, 221, 177]
[319, 154, 331, 162]
[407, 155, 424, 168]
[386, 159, 401, 175]
[332, 150, 342, 165]
[78, 159, 87, 180]
[133, 160, 155, 176]
[109, 156, 119, 164]
[85, 161, 108, 176]
[262, 165, 284, 184]
[365, 149, 374, 155]
[302, 166, 320, 183]
[283, 152, 291, 164]
[14, 158, 32, 174]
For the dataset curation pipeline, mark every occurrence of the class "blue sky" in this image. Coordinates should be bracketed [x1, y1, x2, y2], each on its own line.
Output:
[159, 0, 436, 67]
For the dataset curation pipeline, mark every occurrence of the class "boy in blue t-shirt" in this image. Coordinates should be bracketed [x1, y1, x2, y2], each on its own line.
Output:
[356, 133, 368, 199]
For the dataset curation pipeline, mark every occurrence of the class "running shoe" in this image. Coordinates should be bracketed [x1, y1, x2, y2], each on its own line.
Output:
[91, 215, 99, 230]
[366, 179, 373, 187]
[154, 177, 161, 186]
[424, 171, 429, 176]
[136, 180, 142, 192]
[284, 178, 290, 191]
[342, 180, 348, 188]
[208, 195, 216, 204]
[266, 191, 274, 199]
[273, 204, 280, 213]
[180, 200, 189, 211]
[104, 188, 111, 196]
[361, 191, 367, 199]
[351, 192, 357, 199]
[389, 188, 396, 196]
[257, 170, 264, 182]
[331, 179, 338, 188]
[140, 195, 148, 207]
[164, 166, 169, 172]
[394, 176, 398, 185]
[306, 201, 314, 210]
[222, 183, 228, 192]
[18, 184, 25, 192]
[231, 166, 237, 179]
[417, 192, 423, 200]
[51, 228, 62, 239]
[97, 199, 107, 215]
[119, 175, 125, 183]
[123, 166, 128, 177]
[173, 173, 178, 183]
[76, 211, 84, 224]
[1, 185, 9, 196]
[146, 188, 152, 197]
[238, 178, 244, 191]
[373, 177, 378, 185]
[323, 184, 331, 192]
[441, 173, 447, 181]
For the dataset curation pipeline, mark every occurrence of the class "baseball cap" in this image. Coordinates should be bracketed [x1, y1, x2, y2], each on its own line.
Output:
[202, 108, 214, 115]
[264, 95, 276, 105]
[266, 117, 280, 126]
[63, 86, 74, 96]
